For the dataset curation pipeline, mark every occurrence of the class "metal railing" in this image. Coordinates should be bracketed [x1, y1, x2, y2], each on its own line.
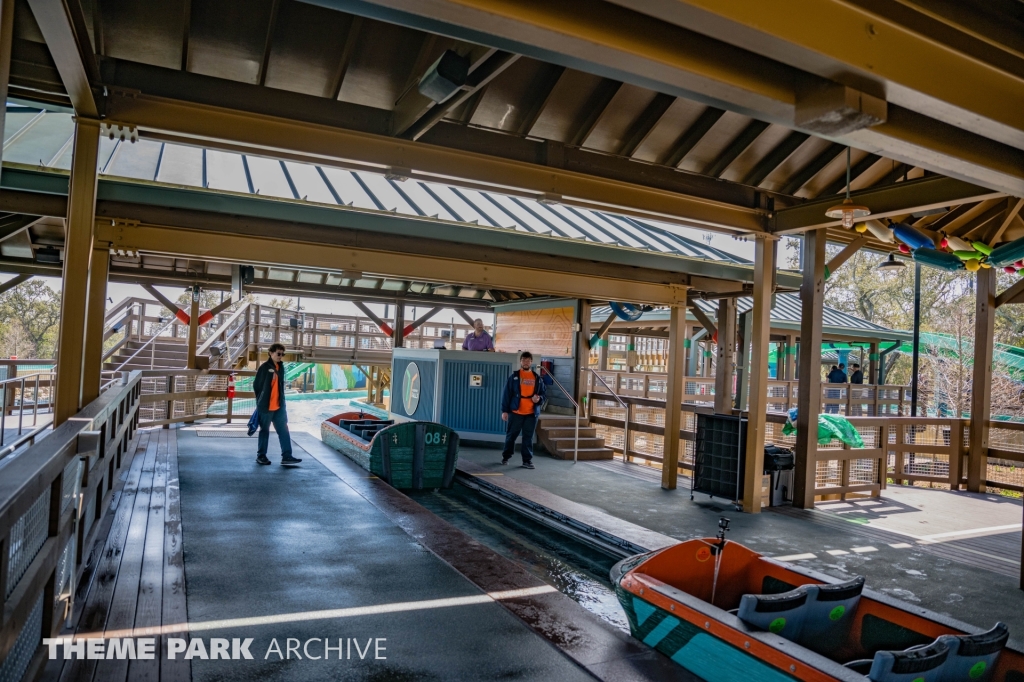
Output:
[0, 372, 55, 448]
[583, 368, 630, 463]
[539, 366, 580, 463]
[0, 372, 142, 681]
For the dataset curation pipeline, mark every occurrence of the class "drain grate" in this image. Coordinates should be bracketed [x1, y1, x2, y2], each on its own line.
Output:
[195, 429, 250, 438]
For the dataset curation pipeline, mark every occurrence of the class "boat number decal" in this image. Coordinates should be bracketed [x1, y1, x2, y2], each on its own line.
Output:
[828, 605, 846, 621]
[403, 362, 421, 414]
[768, 618, 786, 634]
[969, 662, 987, 679]
[695, 547, 711, 562]
[424, 431, 446, 445]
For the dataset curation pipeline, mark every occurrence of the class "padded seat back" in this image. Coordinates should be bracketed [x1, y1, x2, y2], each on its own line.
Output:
[936, 623, 1008, 682]
[798, 576, 864, 653]
[737, 586, 811, 641]
[868, 641, 949, 682]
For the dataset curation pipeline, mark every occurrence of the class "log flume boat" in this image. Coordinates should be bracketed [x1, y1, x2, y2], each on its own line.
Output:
[321, 411, 459, 490]
[611, 520, 1022, 682]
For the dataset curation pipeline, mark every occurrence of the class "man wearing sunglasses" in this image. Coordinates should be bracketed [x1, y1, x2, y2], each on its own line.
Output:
[253, 343, 302, 466]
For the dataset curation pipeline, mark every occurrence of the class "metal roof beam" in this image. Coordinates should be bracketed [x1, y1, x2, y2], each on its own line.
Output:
[328, 15, 362, 99]
[307, 0, 1024, 195]
[779, 142, 844, 196]
[743, 132, 809, 187]
[569, 79, 621, 148]
[516, 64, 566, 137]
[661, 106, 724, 168]
[99, 85, 770, 233]
[25, 0, 97, 116]
[705, 120, 770, 178]
[257, 0, 282, 87]
[605, 0, 1024, 153]
[619, 93, 675, 158]
[773, 175, 1003, 234]
[97, 221, 691, 306]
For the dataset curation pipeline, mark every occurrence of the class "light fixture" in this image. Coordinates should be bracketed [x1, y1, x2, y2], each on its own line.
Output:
[826, 147, 870, 228]
[876, 253, 906, 271]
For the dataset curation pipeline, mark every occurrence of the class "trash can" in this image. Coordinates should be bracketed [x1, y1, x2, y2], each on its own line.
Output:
[764, 445, 795, 507]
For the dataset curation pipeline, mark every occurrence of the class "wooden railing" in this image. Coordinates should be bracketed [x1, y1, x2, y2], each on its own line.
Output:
[0, 373, 142, 681]
[585, 371, 913, 415]
[137, 369, 257, 428]
[588, 386, 1022, 500]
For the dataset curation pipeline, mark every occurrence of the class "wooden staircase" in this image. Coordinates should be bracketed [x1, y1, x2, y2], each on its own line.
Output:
[104, 338, 188, 372]
[537, 416, 614, 460]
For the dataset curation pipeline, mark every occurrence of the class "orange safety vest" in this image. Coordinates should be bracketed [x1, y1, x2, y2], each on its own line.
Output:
[269, 362, 281, 411]
[515, 370, 536, 415]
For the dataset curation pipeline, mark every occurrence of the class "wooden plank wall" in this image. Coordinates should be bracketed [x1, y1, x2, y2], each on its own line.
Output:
[494, 307, 575, 357]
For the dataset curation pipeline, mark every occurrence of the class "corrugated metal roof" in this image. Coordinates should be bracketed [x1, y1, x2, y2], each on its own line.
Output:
[593, 293, 911, 341]
[3, 105, 754, 265]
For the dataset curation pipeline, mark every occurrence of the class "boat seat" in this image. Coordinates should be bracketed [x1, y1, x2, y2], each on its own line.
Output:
[845, 640, 950, 682]
[935, 622, 1008, 682]
[736, 585, 811, 641]
[797, 576, 864, 653]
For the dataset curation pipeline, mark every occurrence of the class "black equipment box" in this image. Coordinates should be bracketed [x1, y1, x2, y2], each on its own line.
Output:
[692, 414, 747, 503]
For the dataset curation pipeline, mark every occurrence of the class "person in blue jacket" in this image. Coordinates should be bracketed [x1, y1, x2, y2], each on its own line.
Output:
[500, 351, 546, 469]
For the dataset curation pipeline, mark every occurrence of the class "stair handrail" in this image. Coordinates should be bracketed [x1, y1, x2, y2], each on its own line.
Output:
[583, 368, 631, 463]
[197, 301, 251, 358]
[108, 316, 179, 373]
[539, 365, 581, 464]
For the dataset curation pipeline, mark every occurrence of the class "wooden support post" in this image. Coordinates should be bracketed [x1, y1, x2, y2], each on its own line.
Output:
[662, 304, 687, 490]
[784, 334, 797, 381]
[81, 244, 110, 405]
[54, 119, 100, 426]
[598, 336, 608, 371]
[575, 299, 592, 409]
[794, 230, 826, 509]
[714, 298, 737, 414]
[392, 305, 405, 348]
[968, 267, 995, 493]
[734, 310, 752, 411]
[742, 238, 775, 513]
[186, 292, 200, 369]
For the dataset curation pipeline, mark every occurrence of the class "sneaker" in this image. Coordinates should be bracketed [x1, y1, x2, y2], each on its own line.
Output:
[500, 458, 509, 466]
[521, 462, 535, 469]
[255, 455, 271, 465]
[280, 456, 303, 466]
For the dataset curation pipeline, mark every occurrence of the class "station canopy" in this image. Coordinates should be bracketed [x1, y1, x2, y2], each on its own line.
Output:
[1, 104, 799, 306]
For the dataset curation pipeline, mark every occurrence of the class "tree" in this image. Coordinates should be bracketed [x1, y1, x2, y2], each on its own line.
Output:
[0, 280, 62, 358]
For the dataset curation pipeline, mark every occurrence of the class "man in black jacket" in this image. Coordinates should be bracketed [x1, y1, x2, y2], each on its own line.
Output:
[499, 351, 546, 469]
[253, 343, 302, 466]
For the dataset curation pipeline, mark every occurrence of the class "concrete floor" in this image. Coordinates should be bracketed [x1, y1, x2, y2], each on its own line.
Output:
[458, 447, 1024, 647]
[175, 429, 597, 682]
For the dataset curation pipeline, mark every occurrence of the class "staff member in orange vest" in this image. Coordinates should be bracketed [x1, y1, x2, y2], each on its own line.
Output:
[253, 343, 303, 466]
[500, 351, 546, 469]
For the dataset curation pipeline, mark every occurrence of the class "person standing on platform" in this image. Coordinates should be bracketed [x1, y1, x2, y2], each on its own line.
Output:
[849, 363, 864, 384]
[500, 351, 546, 469]
[462, 318, 495, 351]
[825, 364, 847, 414]
[253, 343, 303, 466]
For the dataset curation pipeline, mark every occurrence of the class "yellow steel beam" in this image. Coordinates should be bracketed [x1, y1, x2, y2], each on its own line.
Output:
[80, 242, 110, 405]
[611, 0, 1024, 152]
[54, 119, 99, 426]
[344, 0, 1024, 195]
[95, 221, 690, 306]
[104, 93, 766, 234]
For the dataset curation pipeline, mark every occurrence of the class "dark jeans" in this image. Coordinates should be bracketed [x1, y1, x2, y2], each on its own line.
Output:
[502, 412, 537, 464]
[257, 409, 292, 458]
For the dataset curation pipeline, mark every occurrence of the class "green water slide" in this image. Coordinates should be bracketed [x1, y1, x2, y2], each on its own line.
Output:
[285, 362, 316, 382]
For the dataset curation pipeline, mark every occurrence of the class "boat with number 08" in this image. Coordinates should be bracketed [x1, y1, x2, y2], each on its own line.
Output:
[321, 412, 459, 490]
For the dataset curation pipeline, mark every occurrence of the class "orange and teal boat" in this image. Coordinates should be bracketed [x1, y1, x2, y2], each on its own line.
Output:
[612, 530, 1023, 681]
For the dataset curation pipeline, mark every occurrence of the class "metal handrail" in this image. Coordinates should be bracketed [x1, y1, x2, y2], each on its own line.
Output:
[109, 316, 179, 373]
[584, 368, 631, 462]
[539, 366, 581, 464]
[0, 371, 53, 449]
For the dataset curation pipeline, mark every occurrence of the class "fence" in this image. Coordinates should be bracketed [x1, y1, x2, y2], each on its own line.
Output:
[585, 371, 914, 415]
[0, 373, 141, 682]
[588, 385, 1022, 501]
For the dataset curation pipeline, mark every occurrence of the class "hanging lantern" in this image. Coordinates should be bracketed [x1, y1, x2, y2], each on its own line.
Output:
[826, 147, 870, 228]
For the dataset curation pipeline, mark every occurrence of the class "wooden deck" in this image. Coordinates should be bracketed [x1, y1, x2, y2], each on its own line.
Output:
[46, 428, 190, 682]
